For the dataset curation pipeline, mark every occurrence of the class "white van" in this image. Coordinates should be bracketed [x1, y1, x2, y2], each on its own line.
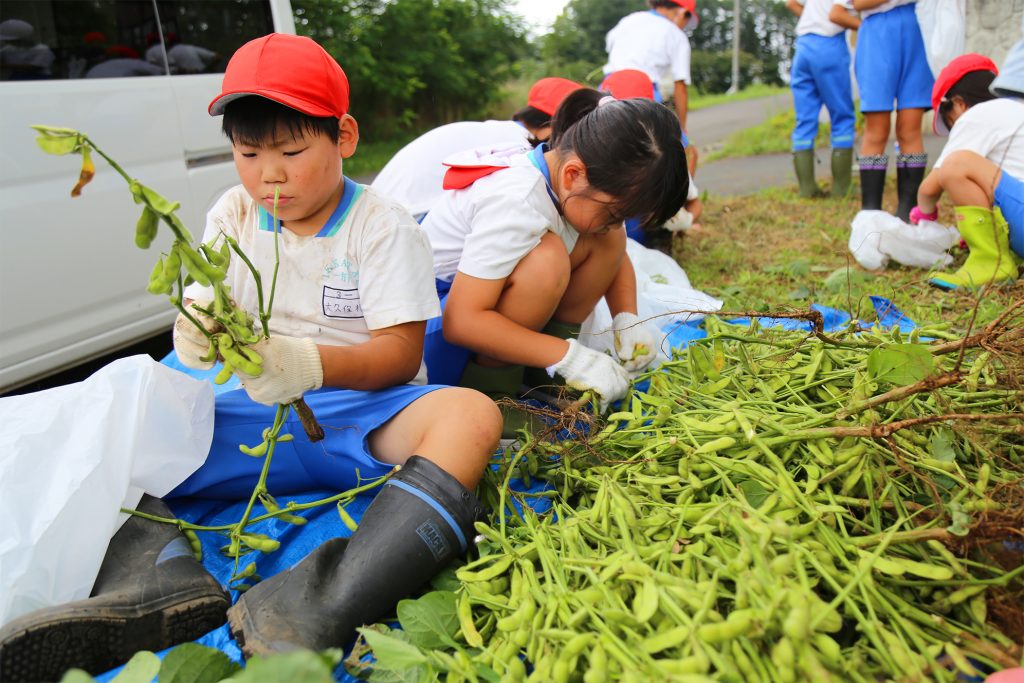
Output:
[0, 0, 295, 392]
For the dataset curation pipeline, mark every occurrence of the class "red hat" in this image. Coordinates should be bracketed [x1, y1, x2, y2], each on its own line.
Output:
[601, 69, 655, 100]
[209, 33, 349, 118]
[669, 0, 700, 29]
[931, 53, 998, 135]
[527, 77, 584, 117]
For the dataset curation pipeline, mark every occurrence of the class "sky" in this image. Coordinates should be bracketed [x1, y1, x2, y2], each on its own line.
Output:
[511, 0, 571, 32]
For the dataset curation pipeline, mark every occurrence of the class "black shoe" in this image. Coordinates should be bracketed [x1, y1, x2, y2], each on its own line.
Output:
[857, 154, 888, 211]
[896, 153, 927, 222]
[227, 456, 485, 657]
[0, 496, 229, 682]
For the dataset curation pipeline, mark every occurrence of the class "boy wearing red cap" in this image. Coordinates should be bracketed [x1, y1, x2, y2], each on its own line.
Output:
[910, 54, 1024, 289]
[0, 33, 502, 676]
[604, 0, 698, 132]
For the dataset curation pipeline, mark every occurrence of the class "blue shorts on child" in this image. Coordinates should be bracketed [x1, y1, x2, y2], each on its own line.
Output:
[791, 32, 855, 150]
[169, 377, 444, 499]
[995, 169, 1024, 258]
[423, 279, 474, 387]
[855, 3, 933, 112]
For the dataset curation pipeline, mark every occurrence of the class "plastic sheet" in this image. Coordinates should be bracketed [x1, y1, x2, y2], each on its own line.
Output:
[0, 356, 214, 627]
[916, 0, 966, 78]
[849, 210, 959, 270]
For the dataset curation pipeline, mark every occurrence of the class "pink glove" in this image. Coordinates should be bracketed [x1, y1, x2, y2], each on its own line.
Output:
[909, 206, 938, 225]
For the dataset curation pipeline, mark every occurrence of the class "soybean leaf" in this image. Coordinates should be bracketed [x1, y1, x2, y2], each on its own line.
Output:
[866, 344, 935, 385]
[824, 266, 875, 293]
[36, 134, 80, 156]
[368, 665, 429, 683]
[474, 664, 502, 682]
[947, 502, 972, 537]
[929, 429, 957, 463]
[109, 651, 160, 683]
[226, 649, 340, 683]
[787, 286, 811, 300]
[159, 643, 239, 683]
[737, 478, 769, 508]
[396, 591, 460, 649]
[358, 628, 428, 670]
[59, 670, 97, 683]
[429, 565, 461, 592]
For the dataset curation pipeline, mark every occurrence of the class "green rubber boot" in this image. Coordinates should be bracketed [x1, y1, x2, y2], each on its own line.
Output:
[458, 361, 539, 439]
[830, 148, 853, 198]
[930, 206, 1022, 290]
[793, 149, 820, 199]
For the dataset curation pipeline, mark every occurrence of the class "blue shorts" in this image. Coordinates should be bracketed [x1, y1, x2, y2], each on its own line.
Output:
[423, 279, 473, 386]
[170, 380, 444, 499]
[994, 170, 1024, 258]
[855, 3, 934, 113]
[791, 33, 856, 150]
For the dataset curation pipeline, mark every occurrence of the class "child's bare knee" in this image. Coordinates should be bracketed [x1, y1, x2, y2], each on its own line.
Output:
[510, 233, 571, 293]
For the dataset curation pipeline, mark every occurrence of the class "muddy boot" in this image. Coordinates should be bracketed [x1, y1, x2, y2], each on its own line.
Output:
[793, 149, 819, 198]
[228, 456, 485, 656]
[895, 152, 927, 222]
[830, 148, 853, 198]
[0, 496, 229, 682]
[857, 154, 888, 211]
[458, 361, 540, 439]
[930, 206, 1022, 290]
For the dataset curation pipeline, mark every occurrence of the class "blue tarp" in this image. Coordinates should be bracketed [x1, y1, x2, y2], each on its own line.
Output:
[100, 298, 920, 681]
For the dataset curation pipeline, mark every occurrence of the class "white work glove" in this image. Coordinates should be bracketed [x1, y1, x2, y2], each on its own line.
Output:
[663, 206, 694, 232]
[173, 300, 221, 370]
[612, 312, 658, 372]
[236, 336, 323, 406]
[547, 339, 630, 412]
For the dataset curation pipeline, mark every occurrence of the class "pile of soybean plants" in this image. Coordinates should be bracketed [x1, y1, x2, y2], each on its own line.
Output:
[347, 307, 1024, 683]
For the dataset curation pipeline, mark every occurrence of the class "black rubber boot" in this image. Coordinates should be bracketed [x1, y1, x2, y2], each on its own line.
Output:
[896, 152, 927, 222]
[793, 149, 819, 198]
[830, 148, 853, 198]
[227, 456, 485, 656]
[857, 154, 888, 211]
[0, 496, 229, 682]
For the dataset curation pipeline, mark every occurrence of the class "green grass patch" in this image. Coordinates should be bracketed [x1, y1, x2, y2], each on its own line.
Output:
[675, 185, 1021, 332]
[344, 133, 419, 179]
[703, 109, 827, 163]
[689, 84, 788, 112]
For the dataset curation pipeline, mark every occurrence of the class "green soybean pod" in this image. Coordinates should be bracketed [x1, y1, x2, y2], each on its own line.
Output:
[336, 503, 359, 532]
[135, 206, 159, 249]
[582, 644, 607, 683]
[183, 529, 203, 561]
[694, 436, 736, 454]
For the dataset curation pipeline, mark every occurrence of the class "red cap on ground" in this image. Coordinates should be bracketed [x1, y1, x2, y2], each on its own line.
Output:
[527, 77, 584, 117]
[931, 53, 998, 135]
[669, 0, 699, 29]
[601, 69, 655, 100]
[208, 33, 349, 118]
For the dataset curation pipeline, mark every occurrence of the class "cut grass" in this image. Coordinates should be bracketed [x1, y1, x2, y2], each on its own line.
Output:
[704, 107, 866, 163]
[674, 184, 1021, 333]
[689, 84, 788, 112]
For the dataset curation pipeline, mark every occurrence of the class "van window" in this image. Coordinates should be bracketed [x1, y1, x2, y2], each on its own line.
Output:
[0, 0, 274, 81]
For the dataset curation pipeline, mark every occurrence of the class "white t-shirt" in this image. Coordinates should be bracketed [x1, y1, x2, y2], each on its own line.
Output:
[604, 11, 692, 85]
[371, 120, 530, 219]
[838, 0, 914, 19]
[422, 147, 579, 283]
[935, 99, 1024, 179]
[185, 182, 441, 384]
[795, 0, 849, 37]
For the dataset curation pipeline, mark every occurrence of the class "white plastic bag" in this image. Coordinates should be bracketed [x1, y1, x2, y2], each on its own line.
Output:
[580, 239, 723, 371]
[849, 210, 959, 270]
[916, 0, 966, 78]
[0, 356, 214, 626]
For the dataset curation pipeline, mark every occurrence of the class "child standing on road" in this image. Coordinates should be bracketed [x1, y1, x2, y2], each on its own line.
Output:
[421, 90, 689, 437]
[0, 33, 503, 677]
[785, 0, 859, 198]
[842, 0, 934, 221]
[910, 54, 1024, 289]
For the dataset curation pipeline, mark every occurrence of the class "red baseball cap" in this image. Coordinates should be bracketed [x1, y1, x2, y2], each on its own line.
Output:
[601, 69, 655, 100]
[527, 77, 584, 117]
[209, 33, 349, 118]
[670, 0, 700, 29]
[931, 53, 998, 135]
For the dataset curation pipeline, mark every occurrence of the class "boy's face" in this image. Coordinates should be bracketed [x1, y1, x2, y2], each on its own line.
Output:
[232, 115, 358, 234]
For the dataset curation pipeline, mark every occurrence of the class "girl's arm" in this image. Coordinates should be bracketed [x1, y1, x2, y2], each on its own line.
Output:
[786, 0, 804, 17]
[318, 321, 426, 390]
[442, 274, 569, 368]
[829, 4, 862, 29]
[605, 253, 639, 317]
[916, 171, 944, 216]
[848, 0, 888, 11]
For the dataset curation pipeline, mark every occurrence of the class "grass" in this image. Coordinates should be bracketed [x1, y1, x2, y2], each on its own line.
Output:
[673, 183, 1021, 333]
[343, 134, 418, 180]
[689, 84, 787, 112]
[705, 107, 867, 163]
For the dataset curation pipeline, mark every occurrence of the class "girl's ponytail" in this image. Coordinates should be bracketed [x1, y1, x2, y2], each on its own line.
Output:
[552, 96, 689, 230]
